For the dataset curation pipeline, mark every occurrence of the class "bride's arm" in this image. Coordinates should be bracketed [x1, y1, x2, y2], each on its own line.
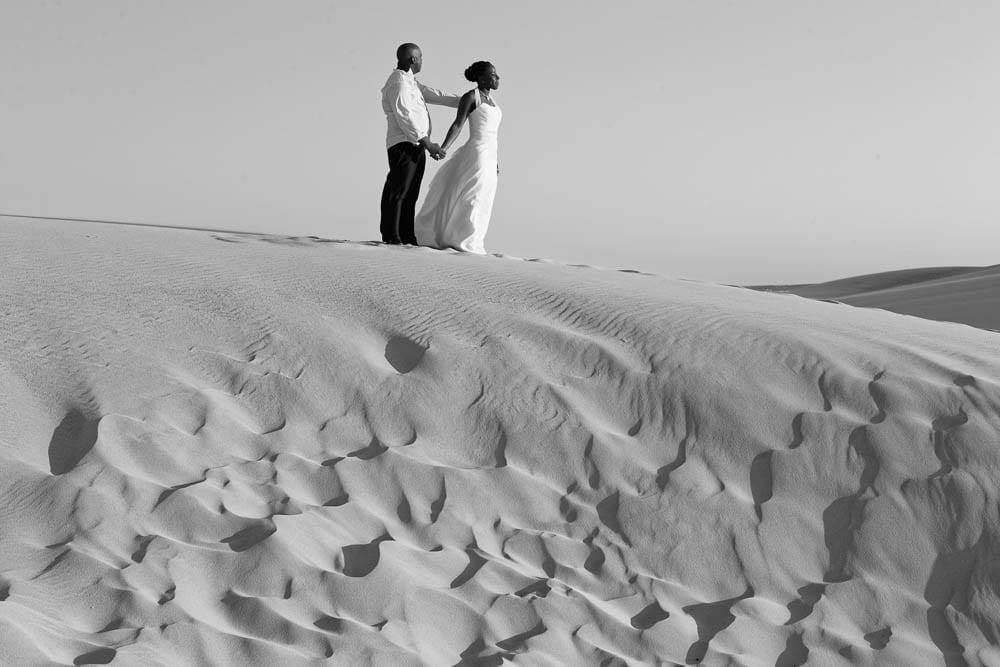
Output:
[440, 91, 477, 152]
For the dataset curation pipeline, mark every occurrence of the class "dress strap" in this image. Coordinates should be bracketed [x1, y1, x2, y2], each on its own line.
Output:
[473, 88, 481, 107]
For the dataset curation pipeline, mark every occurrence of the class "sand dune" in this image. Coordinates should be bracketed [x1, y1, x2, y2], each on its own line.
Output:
[754, 265, 1000, 332]
[2, 218, 1000, 665]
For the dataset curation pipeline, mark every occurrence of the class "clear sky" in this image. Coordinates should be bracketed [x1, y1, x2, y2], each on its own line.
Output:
[3, 1, 998, 284]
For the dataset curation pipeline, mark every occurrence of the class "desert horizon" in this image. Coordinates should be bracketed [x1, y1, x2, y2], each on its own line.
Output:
[6, 213, 999, 324]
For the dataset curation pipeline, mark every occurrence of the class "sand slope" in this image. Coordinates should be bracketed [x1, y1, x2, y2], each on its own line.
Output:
[2, 218, 1000, 666]
[758, 265, 1000, 332]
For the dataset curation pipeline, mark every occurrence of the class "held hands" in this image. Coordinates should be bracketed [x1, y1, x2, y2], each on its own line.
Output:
[426, 142, 447, 160]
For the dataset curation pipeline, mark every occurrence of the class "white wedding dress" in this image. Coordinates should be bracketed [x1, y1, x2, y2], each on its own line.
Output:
[415, 89, 501, 254]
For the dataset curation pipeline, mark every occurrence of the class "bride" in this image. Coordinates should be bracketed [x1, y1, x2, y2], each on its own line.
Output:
[414, 61, 501, 254]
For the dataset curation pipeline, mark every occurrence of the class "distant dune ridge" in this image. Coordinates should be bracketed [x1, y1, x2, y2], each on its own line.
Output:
[752, 265, 1000, 332]
[1, 218, 1000, 666]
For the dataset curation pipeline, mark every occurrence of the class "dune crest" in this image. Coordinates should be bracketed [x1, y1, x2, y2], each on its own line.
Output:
[1, 219, 999, 665]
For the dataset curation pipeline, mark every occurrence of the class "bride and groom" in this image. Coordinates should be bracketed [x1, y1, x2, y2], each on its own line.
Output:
[379, 43, 501, 255]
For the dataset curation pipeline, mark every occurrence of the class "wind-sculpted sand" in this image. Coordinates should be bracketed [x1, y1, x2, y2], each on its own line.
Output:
[1, 218, 999, 666]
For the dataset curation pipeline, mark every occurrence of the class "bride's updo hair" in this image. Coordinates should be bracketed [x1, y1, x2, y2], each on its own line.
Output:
[464, 61, 493, 82]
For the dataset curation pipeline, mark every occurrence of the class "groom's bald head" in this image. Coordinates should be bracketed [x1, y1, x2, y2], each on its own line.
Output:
[396, 43, 420, 60]
[396, 43, 422, 73]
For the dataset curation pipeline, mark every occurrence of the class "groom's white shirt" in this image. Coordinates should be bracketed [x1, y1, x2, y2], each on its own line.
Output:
[381, 69, 460, 149]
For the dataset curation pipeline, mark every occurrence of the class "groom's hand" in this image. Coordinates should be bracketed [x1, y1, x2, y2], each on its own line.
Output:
[419, 137, 445, 160]
[428, 143, 446, 160]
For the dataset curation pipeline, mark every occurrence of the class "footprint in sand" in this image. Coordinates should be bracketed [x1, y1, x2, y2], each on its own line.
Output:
[342, 533, 393, 577]
[73, 647, 116, 665]
[348, 436, 389, 461]
[683, 587, 755, 664]
[48, 409, 100, 475]
[313, 615, 343, 633]
[384, 336, 427, 373]
[864, 626, 892, 650]
[221, 520, 277, 552]
[630, 601, 670, 629]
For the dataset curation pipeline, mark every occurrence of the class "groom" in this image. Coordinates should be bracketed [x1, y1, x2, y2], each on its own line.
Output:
[379, 43, 460, 245]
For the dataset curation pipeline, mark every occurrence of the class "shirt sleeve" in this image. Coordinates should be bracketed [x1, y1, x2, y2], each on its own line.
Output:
[388, 80, 427, 143]
[418, 81, 462, 108]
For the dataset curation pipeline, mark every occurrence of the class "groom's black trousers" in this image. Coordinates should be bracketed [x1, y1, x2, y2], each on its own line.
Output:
[380, 141, 426, 245]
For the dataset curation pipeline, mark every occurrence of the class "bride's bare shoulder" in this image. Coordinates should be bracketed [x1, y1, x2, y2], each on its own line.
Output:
[457, 89, 478, 112]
